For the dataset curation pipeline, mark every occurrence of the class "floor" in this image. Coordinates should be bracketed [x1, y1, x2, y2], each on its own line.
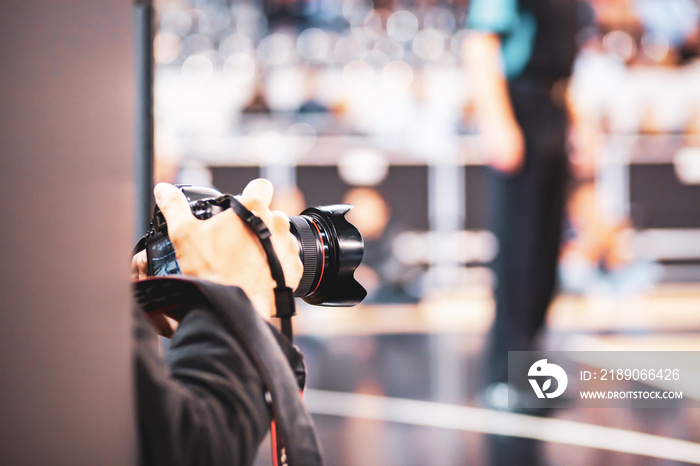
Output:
[256, 285, 700, 465]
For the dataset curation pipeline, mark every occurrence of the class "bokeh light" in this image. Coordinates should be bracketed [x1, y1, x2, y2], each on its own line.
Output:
[363, 10, 384, 41]
[297, 28, 331, 62]
[154, 32, 183, 65]
[181, 53, 214, 83]
[219, 33, 254, 58]
[413, 28, 445, 61]
[258, 32, 296, 67]
[338, 147, 389, 186]
[603, 30, 636, 62]
[223, 52, 256, 86]
[386, 10, 419, 43]
[641, 32, 671, 63]
[424, 7, 457, 35]
[182, 33, 214, 56]
[232, 4, 267, 40]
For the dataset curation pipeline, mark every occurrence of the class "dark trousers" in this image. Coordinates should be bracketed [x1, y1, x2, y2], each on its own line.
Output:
[485, 78, 570, 386]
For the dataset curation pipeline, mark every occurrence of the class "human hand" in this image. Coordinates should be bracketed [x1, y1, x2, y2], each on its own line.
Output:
[131, 250, 178, 337]
[154, 179, 303, 320]
[131, 250, 148, 281]
[482, 117, 525, 174]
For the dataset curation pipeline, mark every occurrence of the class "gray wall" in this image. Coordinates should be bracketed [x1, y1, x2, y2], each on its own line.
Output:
[0, 1, 137, 463]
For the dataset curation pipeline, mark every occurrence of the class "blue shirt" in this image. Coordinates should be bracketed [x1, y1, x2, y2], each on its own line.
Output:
[468, 0, 537, 79]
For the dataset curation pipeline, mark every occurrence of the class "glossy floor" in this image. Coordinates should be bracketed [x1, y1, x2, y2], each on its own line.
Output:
[257, 286, 700, 465]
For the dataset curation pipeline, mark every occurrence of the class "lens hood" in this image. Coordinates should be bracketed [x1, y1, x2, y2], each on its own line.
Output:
[290, 205, 367, 306]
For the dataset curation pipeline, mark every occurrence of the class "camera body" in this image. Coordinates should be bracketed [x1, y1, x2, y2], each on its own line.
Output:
[144, 185, 366, 306]
[144, 186, 223, 277]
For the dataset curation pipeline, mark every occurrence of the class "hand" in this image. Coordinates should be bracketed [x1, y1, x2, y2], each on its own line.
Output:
[130, 249, 148, 281]
[482, 117, 525, 174]
[131, 249, 179, 337]
[154, 179, 303, 320]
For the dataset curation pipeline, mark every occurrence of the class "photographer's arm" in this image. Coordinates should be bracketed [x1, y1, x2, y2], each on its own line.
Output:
[135, 300, 269, 466]
[134, 179, 306, 465]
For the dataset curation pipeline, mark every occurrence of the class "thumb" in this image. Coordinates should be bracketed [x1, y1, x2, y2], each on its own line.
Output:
[154, 183, 194, 231]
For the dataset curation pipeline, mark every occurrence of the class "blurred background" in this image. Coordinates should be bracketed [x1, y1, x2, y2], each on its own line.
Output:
[151, 0, 700, 464]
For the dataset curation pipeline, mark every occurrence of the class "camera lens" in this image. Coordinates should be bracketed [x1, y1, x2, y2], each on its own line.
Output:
[289, 206, 366, 306]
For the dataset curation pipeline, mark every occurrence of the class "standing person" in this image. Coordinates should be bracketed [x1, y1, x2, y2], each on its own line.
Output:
[464, 0, 591, 409]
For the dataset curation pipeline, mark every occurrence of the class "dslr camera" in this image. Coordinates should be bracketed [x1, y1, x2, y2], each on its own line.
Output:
[143, 185, 366, 306]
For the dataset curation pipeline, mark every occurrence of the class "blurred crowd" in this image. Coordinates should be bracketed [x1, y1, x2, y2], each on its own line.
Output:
[152, 0, 700, 303]
[153, 0, 700, 137]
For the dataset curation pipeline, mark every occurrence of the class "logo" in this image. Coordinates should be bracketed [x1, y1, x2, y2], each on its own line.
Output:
[528, 359, 568, 399]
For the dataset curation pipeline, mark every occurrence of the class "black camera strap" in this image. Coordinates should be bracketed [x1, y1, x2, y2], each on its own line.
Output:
[218, 194, 297, 341]
[216, 194, 308, 466]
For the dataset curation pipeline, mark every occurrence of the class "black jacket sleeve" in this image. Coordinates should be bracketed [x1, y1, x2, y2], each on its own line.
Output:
[134, 303, 270, 466]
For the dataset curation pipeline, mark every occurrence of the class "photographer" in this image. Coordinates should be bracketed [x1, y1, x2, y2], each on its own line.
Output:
[131, 179, 317, 465]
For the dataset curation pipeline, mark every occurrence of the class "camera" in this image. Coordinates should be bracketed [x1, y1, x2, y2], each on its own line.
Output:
[144, 185, 367, 306]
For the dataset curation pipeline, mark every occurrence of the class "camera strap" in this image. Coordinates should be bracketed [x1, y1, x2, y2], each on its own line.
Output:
[216, 194, 307, 466]
[217, 194, 297, 341]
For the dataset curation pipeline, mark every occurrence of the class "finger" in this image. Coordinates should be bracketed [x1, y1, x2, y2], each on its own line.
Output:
[131, 250, 148, 280]
[239, 178, 273, 213]
[130, 254, 140, 281]
[154, 183, 195, 232]
[269, 210, 290, 232]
